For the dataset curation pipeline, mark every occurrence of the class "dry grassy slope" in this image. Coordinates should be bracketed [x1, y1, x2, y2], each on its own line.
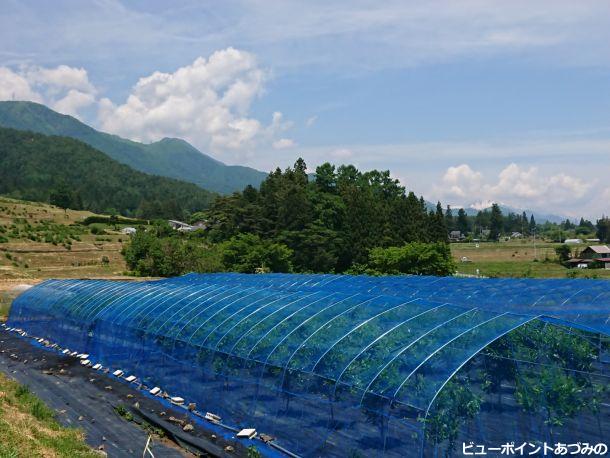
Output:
[0, 196, 131, 289]
[0, 372, 100, 457]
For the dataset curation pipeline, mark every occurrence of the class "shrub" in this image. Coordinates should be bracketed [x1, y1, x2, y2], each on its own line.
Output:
[367, 242, 456, 276]
[220, 233, 293, 273]
[89, 224, 106, 235]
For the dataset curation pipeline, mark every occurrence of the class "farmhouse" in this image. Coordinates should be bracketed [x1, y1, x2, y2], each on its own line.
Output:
[168, 219, 194, 232]
[449, 230, 464, 242]
[565, 238, 583, 244]
[568, 245, 610, 269]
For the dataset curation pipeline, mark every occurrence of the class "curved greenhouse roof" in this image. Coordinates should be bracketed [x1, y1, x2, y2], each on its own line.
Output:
[8, 273, 610, 457]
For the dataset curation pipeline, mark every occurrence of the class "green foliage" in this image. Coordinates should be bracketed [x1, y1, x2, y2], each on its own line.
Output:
[247, 445, 262, 458]
[596, 217, 610, 243]
[82, 215, 145, 226]
[426, 378, 481, 455]
[368, 242, 456, 276]
[489, 203, 503, 241]
[15, 384, 55, 422]
[114, 404, 134, 422]
[515, 368, 586, 427]
[49, 181, 83, 210]
[122, 222, 223, 276]
[0, 126, 215, 219]
[480, 322, 604, 436]
[555, 244, 572, 264]
[205, 159, 447, 272]
[121, 159, 458, 277]
[89, 224, 106, 235]
[0, 217, 85, 245]
[220, 233, 293, 273]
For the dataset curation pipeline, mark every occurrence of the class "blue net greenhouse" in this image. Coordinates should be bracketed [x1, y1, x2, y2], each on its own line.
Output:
[7, 273, 610, 457]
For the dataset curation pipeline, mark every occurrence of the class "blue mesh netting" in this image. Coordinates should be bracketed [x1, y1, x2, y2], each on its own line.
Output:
[7, 273, 610, 457]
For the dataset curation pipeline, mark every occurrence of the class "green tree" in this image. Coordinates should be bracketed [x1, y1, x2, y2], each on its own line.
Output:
[426, 379, 481, 457]
[529, 214, 537, 233]
[596, 217, 610, 243]
[457, 208, 469, 235]
[368, 242, 456, 276]
[489, 203, 503, 241]
[220, 233, 292, 273]
[428, 202, 448, 242]
[555, 244, 571, 264]
[444, 205, 455, 232]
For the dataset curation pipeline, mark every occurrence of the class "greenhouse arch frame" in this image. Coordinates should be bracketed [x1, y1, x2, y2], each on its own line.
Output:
[8, 273, 610, 457]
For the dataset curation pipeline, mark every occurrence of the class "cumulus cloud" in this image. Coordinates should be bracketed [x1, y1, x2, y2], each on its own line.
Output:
[433, 163, 591, 212]
[329, 148, 354, 160]
[52, 89, 96, 118]
[0, 64, 96, 118]
[24, 65, 96, 95]
[99, 48, 291, 156]
[0, 50, 293, 157]
[273, 138, 296, 149]
[440, 164, 483, 199]
[0, 67, 42, 102]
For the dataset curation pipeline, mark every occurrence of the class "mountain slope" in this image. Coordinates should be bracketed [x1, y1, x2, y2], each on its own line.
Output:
[461, 204, 567, 224]
[0, 127, 214, 218]
[0, 101, 268, 194]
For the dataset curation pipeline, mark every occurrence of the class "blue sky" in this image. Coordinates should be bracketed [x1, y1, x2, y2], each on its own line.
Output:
[1, 0, 610, 218]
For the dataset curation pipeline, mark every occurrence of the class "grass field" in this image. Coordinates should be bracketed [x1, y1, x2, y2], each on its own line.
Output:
[452, 239, 610, 279]
[0, 373, 99, 457]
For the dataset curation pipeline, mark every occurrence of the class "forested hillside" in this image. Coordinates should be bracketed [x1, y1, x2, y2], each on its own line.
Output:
[0, 101, 267, 194]
[202, 159, 450, 272]
[0, 127, 214, 218]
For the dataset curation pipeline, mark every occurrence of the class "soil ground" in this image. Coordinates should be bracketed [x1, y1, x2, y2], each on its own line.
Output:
[0, 327, 260, 457]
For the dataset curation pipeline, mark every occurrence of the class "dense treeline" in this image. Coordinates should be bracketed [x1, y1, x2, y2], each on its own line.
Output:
[0, 127, 215, 219]
[448, 203, 537, 239]
[122, 222, 456, 277]
[448, 202, 607, 242]
[122, 159, 456, 276]
[203, 158, 449, 272]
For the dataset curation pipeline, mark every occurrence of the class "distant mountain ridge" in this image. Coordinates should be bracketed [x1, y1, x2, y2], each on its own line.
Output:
[0, 126, 215, 218]
[462, 203, 568, 224]
[0, 101, 268, 194]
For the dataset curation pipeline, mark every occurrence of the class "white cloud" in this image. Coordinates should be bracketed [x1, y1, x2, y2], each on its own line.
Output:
[0, 64, 96, 118]
[0, 67, 42, 102]
[440, 164, 483, 199]
[433, 163, 592, 215]
[98, 48, 289, 157]
[329, 148, 354, 160]
[0, 50, 292, 157]
[52, 89, 96, 118]
[273, 138, 296, 149]
[267, 111, 293, 135]
[24, 65, 96, 95]
[306, 115, 317, 127]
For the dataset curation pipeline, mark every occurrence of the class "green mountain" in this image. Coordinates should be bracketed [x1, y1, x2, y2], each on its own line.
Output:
[0, 127, 215, 219]
[0, 101, 268, 194]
